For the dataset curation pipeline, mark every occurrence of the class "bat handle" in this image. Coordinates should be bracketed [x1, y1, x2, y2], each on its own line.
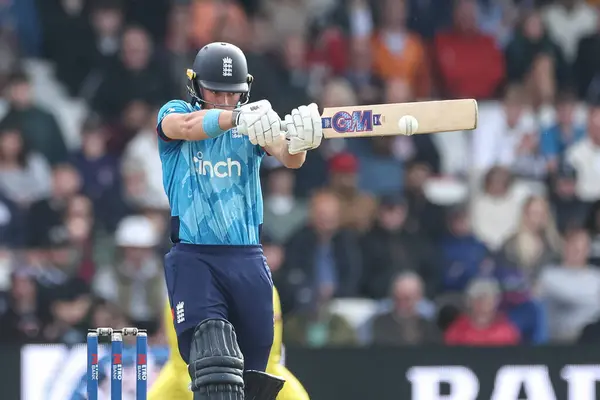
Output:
[280, 120, 291, 140]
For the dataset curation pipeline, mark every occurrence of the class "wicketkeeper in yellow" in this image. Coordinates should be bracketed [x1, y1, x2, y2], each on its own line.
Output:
[149, 287, 310, 400]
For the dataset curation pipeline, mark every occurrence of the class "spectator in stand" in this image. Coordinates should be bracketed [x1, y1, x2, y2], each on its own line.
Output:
[493, 259, 548, 344]
[43, 272, 92, 344]
[93, 215, 164, 331]
[26, 164, 81, 249]
[281, 190, 362, 312]
[283, 283, 358, 348]
[403, 160, 446, 239]
[405, 0, 453, 39]
[540, 89, 586, 172]
[439, 205, 489, 293]
[0, 267, 46, 344]
[306, 15, 348, 81]
[566, 101, 600, 202]
[433, 0, 505, 99]
[445, 278, 521, 346]
[264, 34, 312, 115]
[262, 167, 308, 244]
[38, 0, 95, 98]
[63, 194, 97, 284]
[261, 0, 308, 39]
[477, 0, 519, 47]
[371, 0, 430, 99]
[357, 137, 404, 196]
[0, 70, 68, 165]
[371, 272, 441, 346]
[78, 0, 126, 99]
[470, 167, 529, 251]
[361, 194, 439, 299]
[578, 315, 600, 344]
[0, 122, 51, 208]
[90, 26, 174, 121]
[584, 200, 600, 265]
[499, 195, 562, 283]
[471, 85, 538, 180]
[574, 15, 600, 99]
[243, 13, 303, 115]
[327, 152, 377, 234]
[70, 115, 122, 225]
[537, 229, 600, 343]
[122, 105, 169, 213]
[504, 9, 567, 108]
[549, 163, 588, 233]
[163, 2, 194, 98]
[187, 0, 249, 51]
[0, 191, 25, 248]
[346, 36, 381, 106]
[542, 0, 597, 65]
[337, 0, 375, 39]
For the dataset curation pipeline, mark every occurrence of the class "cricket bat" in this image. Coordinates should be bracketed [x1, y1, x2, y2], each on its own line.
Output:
[318, 99, 478, 139]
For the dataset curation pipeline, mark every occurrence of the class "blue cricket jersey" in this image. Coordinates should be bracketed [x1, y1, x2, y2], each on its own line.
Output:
[156, 100, 265, 245]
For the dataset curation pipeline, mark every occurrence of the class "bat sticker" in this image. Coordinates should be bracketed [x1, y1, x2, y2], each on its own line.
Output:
[322, 110, 383, 133]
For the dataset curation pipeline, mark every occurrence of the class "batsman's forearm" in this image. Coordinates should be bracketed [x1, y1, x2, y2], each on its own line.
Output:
[264, 140, 306, 169]
[182, 110, 236, 140]
[163, 110, 236, 141]
[281, 148, 306, 169]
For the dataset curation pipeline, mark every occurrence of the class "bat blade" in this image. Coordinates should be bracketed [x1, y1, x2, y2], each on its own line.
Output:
[320, 99, 478, 139]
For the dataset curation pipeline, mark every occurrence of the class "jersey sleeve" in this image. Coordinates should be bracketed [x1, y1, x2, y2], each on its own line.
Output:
[156, 100, 192, 152]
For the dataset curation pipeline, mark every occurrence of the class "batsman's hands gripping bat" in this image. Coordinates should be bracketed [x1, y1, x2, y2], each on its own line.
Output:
[236, 99, 283, 147]
[284, 103, 323, 155]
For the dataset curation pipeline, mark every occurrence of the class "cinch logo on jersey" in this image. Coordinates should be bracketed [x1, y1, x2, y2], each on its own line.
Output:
[193, 152, 241, 178]
[322, 110, 382, 133]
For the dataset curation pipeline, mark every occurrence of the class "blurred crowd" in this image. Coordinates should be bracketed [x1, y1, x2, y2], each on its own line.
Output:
[1, 0, 600, 349]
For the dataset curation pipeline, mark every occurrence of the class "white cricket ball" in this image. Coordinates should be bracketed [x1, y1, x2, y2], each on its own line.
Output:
[398, 115, 419, 136]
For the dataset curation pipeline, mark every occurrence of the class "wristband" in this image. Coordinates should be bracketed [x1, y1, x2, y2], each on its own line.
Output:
[202, 109, 226, 138]
[231, 109, 241, 127]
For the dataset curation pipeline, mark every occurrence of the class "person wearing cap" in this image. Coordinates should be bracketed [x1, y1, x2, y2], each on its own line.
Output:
[328, 152, 377, 233]
[444, 277, 521, 345]
[92, 215, 164, 330]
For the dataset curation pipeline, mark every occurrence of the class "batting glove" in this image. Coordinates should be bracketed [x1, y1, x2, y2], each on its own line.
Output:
[285, 103, 323, 155]
[235, 100, 283, 147]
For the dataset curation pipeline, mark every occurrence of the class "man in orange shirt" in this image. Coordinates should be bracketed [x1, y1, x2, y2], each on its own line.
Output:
[371, 0, 430, 99]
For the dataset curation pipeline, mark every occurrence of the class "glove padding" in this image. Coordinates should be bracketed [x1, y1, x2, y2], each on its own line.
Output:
[284, 103, 323, 155]
[236, 100, 283, 147]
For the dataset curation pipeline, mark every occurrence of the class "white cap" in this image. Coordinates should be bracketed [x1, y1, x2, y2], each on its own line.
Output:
[115, 215, 160, 248]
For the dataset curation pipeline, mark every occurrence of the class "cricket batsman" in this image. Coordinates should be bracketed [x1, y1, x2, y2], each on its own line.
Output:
[156, 41, 322, 400]
[148, 287, 310, 400]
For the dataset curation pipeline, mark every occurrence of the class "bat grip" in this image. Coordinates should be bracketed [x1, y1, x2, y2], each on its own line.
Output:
[280, 120, 291, 140]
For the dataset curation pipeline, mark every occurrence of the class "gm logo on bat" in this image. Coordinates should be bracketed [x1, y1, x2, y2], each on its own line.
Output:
[322, 110, 383, 133]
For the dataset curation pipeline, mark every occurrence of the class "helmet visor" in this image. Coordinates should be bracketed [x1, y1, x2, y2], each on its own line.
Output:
[199, 80, 248, 93]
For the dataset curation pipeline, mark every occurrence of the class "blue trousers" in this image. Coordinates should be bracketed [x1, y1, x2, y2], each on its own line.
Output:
[164, 243, 274, 371]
